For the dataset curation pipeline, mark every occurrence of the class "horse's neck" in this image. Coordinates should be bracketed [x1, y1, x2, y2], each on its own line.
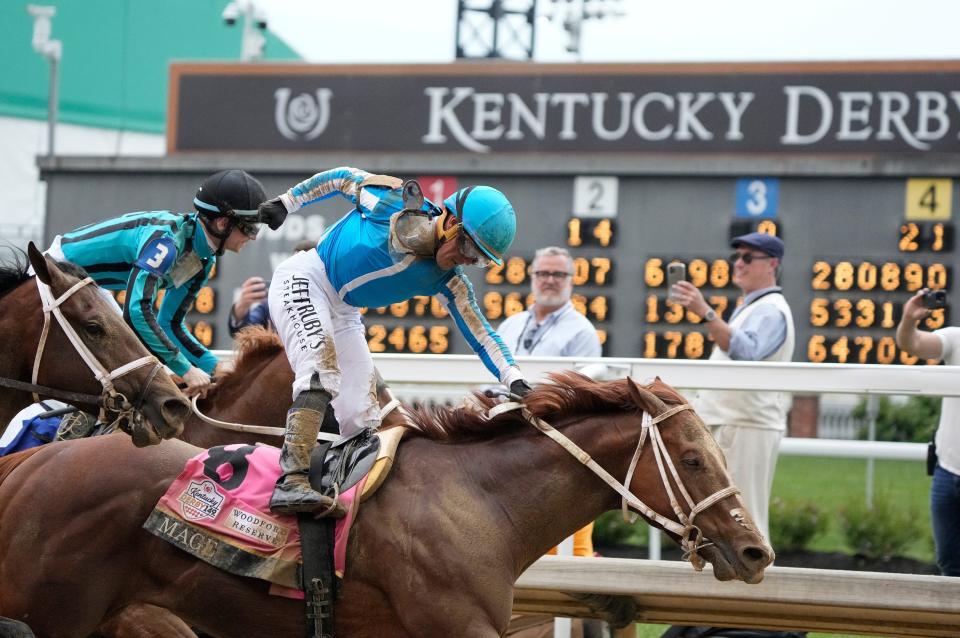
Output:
[454, 415, 624, 576]
[181, 353, 290, 447]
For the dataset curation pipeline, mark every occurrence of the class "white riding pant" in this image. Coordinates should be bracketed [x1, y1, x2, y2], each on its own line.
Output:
[711, 424, 782, 542]
[40, 236, 122, 314]
[268, 249, 380, 437]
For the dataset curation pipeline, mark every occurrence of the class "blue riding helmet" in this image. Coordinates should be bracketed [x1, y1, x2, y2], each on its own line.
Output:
[443, 186, 516, 266]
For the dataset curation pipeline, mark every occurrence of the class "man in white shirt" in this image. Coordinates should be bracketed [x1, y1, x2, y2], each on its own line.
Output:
[896, 289, 960, 576]
[672, 232, 795, 542]
[497, 246, 601, 359]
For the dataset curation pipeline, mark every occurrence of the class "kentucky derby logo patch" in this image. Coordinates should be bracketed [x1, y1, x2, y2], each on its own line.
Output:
[178, 479, 225, 521]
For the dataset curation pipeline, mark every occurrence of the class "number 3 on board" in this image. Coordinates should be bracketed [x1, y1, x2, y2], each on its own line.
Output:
[905, 179, 952, 221]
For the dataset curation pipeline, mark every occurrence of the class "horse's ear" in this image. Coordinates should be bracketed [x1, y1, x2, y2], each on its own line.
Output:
[27, 242, 53, 286]
[626, 376, 668, 416]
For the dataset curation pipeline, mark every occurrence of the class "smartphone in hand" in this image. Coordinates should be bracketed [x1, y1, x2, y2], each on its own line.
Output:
[667, 262, 686, 303]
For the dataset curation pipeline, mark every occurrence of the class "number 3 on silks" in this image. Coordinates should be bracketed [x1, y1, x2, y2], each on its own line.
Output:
[135, 237, 178, 275]
[735, 178, 780, 219]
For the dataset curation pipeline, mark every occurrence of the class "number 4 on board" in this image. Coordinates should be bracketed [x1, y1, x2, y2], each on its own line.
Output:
[905, 179, 952, 221]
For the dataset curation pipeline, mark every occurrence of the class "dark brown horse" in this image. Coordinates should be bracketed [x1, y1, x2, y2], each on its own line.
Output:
[0, 244, 189, 443]
[0, 373, 772, 638]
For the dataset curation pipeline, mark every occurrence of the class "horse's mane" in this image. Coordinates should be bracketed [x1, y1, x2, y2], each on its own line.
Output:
[216, 326, 284, 386]
[0, 247, 31, 299]
[0, 247, 90, 300]
[406, 371, 687, 442]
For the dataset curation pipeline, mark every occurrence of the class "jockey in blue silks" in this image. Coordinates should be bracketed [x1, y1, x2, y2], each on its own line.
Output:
[256, 167, 532, 514]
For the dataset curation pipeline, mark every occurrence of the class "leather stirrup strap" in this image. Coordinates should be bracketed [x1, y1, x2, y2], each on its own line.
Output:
[299, 439, 336, 638]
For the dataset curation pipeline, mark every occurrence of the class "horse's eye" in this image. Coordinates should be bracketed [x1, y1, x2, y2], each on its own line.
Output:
[84, 322, 105, 337]
[681, 457, 701, 468]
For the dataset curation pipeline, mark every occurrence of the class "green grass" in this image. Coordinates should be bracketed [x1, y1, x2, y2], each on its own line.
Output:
[771, 456, 934, 562]
[597, 455, 935, 563]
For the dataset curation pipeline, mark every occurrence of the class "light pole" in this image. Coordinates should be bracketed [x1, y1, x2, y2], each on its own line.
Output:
[540, 0, 626, 59]
[26, 4, 62, 157]
[222, 1, 268, 62]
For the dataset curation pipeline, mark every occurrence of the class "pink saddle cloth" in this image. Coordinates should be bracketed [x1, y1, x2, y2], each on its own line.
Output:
[143, 443, 364, 599]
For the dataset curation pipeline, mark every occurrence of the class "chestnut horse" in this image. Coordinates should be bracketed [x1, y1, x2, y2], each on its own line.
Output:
[0, 373, 772, 638]
[0, 244, 189, 443]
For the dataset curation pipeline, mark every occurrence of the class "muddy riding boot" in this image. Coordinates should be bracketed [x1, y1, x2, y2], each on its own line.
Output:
[270, 406, 345, 517]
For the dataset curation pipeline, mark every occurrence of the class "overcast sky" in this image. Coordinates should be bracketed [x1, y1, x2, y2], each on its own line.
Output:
[259, 0, 960, 64]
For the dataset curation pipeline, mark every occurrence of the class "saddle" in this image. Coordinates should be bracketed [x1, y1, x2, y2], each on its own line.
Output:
[306, 425, 407, 502]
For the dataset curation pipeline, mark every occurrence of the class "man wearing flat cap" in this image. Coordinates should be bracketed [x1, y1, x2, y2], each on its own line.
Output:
[671, 231, 795, 542]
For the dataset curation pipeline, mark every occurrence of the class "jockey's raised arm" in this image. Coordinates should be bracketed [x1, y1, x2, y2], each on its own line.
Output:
[258, 170, 531, 515]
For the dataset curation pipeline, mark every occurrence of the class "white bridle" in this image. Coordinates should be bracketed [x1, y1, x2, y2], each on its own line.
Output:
[32, 276, 160, 424]
[489, 399, 739, 569]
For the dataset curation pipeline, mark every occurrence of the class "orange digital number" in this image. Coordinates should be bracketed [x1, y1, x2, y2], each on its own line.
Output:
[811, 261, 831, 290]
[192, 321, 214, 347]
[367, 324, 387, 353]
[194, 287, 215, 314]
[899, 223, 921, 252]
[483, 291, 503, 320]
[572, 257, 590, 286]
[593, 219, 614, 246]
[485, 262, 505, 285]
[645, 258, 664, 287]
[710, 259, 730, 288]
[428, 326, 449, 353]
[505, 256, 526, 285]
[591, 257, 612, 285]
[567, 218, 583, 247]
[588, 295, 608, 322]
[408, 326, 428, 353]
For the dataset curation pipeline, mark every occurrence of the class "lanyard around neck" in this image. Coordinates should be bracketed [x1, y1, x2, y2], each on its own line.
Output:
[515, 305, 570, 354]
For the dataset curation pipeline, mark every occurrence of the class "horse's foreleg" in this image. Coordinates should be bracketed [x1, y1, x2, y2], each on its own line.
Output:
[97, 604, 197, 638]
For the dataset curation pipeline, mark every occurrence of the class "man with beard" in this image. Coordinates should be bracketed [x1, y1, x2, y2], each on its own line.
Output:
[497, 246, 601, 359]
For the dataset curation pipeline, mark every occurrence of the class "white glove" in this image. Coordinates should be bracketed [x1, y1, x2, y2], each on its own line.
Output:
[182, 366, 213, 399]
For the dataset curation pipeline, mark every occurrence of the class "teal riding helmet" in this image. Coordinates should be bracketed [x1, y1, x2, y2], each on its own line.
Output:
[443, 186, 517, 266]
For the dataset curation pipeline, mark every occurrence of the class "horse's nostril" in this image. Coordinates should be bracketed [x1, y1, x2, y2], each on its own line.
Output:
[741, 545, 774, 567]
[161, 397, 191, 430]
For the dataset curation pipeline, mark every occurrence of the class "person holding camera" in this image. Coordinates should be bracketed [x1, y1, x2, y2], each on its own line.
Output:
[227, 239, 318, 337]
[671, 232, 795, 542]
[896, 288, 960, 577]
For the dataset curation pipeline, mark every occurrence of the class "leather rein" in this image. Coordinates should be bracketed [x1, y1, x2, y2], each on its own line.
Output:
[0, 276, 161, 429]
[489, 396, 739, 570]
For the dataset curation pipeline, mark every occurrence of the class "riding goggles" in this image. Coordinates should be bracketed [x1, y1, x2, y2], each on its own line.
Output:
[227, 207, 262, 239]
[456, 229, 491, 268]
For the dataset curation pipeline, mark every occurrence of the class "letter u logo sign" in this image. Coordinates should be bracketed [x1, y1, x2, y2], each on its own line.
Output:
[274, 88, 332, 141]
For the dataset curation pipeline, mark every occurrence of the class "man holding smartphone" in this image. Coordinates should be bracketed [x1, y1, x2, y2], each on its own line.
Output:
[896, 289, 960, 577]
[671, 232, 795, 542]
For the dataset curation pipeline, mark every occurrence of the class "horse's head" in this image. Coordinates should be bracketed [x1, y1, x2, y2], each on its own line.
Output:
[26, 243, 190, 445]
[624, 376, 774, 584]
